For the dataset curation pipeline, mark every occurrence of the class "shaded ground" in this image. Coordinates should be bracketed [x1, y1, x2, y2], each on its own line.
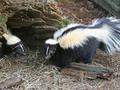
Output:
[1, 50, 120, 90]
[57, 0, 108, 24]
[0, 0, 120, 90]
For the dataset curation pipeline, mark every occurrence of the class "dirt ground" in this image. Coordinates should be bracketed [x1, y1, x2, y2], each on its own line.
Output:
[0, 0, 120, 90]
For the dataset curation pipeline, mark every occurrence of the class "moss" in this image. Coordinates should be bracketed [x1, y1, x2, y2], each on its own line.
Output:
[0, 16, 9, 35]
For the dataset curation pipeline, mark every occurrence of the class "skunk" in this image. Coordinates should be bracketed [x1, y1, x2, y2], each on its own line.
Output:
[0, 33, 26, 58]
[44, 17, 120, 68]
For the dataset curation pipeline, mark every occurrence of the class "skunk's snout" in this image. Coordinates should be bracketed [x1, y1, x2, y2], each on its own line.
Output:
[44, 43, 58, 60]
[45, 55, 51, 60]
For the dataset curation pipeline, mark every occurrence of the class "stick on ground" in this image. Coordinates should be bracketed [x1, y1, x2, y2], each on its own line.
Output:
[0, 76, 23, 90]
[69, 63, 114, 74]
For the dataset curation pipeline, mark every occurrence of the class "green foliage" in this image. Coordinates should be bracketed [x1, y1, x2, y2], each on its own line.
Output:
[57, 18, 70, 28]
[0, 16, 8, 34]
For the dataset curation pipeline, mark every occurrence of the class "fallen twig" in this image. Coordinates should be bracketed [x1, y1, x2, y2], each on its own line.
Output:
[70, 63, 114, 74]
[0, 76, 23, 90]
[62, 63, 114, 80]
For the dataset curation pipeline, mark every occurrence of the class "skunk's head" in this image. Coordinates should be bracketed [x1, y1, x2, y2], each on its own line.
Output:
[0, 33, 26, 57]
[44, 39, 58, 60]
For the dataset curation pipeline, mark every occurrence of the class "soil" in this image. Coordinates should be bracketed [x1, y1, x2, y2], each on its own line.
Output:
[0, 0, 120, 90]
[57, 0, 108, 24]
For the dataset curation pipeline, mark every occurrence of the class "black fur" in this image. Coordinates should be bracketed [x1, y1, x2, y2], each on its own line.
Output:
[45, 17, 120, 68]
[0, 37, 7, 57]
[0, 36, 26, 58]
[49, 37, 100, 68]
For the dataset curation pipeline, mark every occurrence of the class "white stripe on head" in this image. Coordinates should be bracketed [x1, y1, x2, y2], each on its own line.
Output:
[45, 39, 58, 45]
[19, 44, 24, 52]
[46, 46, 49, 55]
[3, 33, 21, 45]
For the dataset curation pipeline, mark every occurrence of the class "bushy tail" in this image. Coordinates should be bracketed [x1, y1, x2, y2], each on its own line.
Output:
[99, 17, 120, 54]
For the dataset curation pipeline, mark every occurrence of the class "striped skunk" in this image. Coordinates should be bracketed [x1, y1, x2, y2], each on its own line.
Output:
[0, 33, 26, 58]
[44, 17, 120, 68]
